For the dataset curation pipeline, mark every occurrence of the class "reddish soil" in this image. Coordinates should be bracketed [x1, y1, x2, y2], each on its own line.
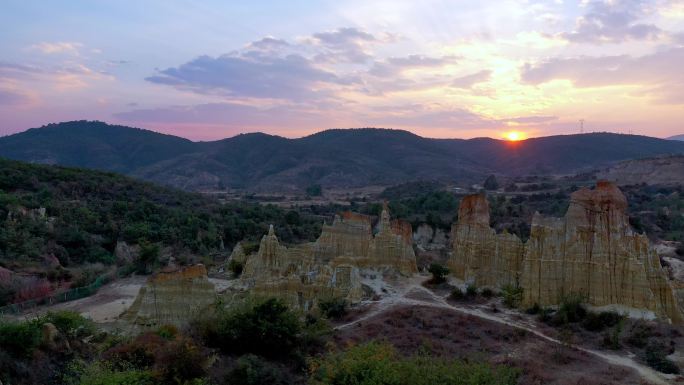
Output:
[334, 305, 648, 385]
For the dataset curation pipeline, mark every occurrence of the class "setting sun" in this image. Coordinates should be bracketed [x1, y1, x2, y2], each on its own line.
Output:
[504, 131, 525, 141]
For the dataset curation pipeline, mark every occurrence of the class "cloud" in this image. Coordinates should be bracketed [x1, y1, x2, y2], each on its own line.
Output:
[451, 70, 492, 89]
[369, 55, 458, 77]
[310, 27, 383, 63]
[248, 37, 290, 51]
[521, 47, 684, 103]
[0, 87, 31, 106]
[146, 53, 349, 101]
[145, 28, 450, 101]
[501, 115, 559, 124]
[27, 42, 83, 55]
[0, 61, 112, 91]
[561, 0, 662, 43]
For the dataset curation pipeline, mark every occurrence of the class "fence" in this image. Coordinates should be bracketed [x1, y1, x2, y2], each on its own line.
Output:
[0, 270, 118, 317]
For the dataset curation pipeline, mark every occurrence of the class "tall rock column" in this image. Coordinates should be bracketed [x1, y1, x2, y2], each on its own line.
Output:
[449, 193, 523, 287]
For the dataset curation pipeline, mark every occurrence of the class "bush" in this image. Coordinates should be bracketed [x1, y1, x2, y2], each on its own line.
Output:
[156, 324, 179, 340]
[195, 298, 302, 359]
[0, 318, 42, 357]
[154, 337, 207, 384]
[548, 293, 586, 326]
[525, 303, 541, 315]
[44, 310, 95, 338]
[626, 321, 653, 348]
[225, 354, 295, 385]
[537, 307, 554, 323]
[643, 342, 680, 374]
[103, 333, 164, 370]
[308, 341, 520, 385]
[601, 319, 623, 350]
[481, 288, 494, 298]
[65, 361, 155, 385]
[465, 284, 478, 298]
[448, 288, 464, 300]
[582, 311, 623, 332]
[500, 284, 523, 308]
[427, 263, 449, 284]
[227, 259, 244, 277]
[318, 297, 348, 319]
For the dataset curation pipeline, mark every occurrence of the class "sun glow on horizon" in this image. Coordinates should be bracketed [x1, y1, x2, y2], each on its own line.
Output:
[504, 131, 525, 141]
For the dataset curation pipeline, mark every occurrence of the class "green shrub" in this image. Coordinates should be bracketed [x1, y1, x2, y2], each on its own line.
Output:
[44, 310, 95, 338]
[0, 318, 42, 357]
[626, 321, 653, 348]
[225, 354, 295, 385]
[465, 284, 478, 297]
[582, 311, 623, 332]
[449, 288, 464, 300]
[643, 342, 679, 374]
[309, 341, 520, 385]
[227, 259, 244, 277]
[427, 263, 449, 284]
[537, 307, 554, 323]
[548, 293, 587, 326]
[500, 284, 523, 308]
[601, 319, 623, 350]
[156, 324, 179, 340]
[153, 337, 207, 384]
[525, 303, 541, 315]
[195, 298, 302, 359]
[318, 297, 348, 319]
[65, 361, 155, 385]
[481, 288, 494, 298]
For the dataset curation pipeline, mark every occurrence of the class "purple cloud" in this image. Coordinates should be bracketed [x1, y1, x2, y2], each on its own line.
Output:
[561, 0, 662, 44]
[521, 47, 684, 103]
[146, 53, 348, 101]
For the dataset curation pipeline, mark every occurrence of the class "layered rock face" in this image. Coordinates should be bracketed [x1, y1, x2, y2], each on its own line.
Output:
[448, 193, 524, 288]
[240, 206, 417, 310]
[124, 264, 216, 327]
[449, 182, 683, 323]
[521, 181, 682, 323]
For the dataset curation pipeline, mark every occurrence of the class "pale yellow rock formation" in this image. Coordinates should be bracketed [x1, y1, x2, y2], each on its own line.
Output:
[228, 242, 247, 265]
[448, 193, 524, 288]
[521, 181, 683, 323]
[240, 206, 416, 310]
[448, 182, 682, 323]
[123, 264, 215, 327]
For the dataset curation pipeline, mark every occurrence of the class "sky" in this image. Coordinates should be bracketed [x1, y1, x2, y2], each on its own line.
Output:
[1, 0, 683, 141]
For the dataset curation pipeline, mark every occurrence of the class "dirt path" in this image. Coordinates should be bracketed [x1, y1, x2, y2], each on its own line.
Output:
[338, 276, 674, 385]
[9, 275, 146, 323]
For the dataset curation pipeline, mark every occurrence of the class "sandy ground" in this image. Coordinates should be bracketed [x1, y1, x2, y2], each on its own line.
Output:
[11, 275, 146, 323]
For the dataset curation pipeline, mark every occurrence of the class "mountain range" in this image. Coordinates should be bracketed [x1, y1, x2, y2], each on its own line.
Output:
[669, 134, 684, 141]
[2, 121, 684, 192]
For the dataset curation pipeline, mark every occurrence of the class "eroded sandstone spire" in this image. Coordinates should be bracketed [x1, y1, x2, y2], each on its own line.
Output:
[449, 182, 682, 323]
[521, 181, 683, 323]
[239, 206, 417, 310]
[448, 193, 524, 288]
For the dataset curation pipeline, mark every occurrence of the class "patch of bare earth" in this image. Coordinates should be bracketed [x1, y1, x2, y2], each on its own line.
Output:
[334, 305, 648, 385]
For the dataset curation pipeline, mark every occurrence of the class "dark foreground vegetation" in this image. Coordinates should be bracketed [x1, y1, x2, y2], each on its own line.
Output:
[0, 299, 520, 385]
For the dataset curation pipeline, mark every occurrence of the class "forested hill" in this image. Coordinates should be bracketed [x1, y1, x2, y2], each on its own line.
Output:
[0, 158, 325, 305]
[2, 121, 684, 191]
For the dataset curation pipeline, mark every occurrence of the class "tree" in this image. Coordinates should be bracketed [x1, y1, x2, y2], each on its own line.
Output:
[305, 184, 322, 197]
[483, 175, 499, 190]
[136, 242, 160, 274]
[427, 263, 449, 284]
